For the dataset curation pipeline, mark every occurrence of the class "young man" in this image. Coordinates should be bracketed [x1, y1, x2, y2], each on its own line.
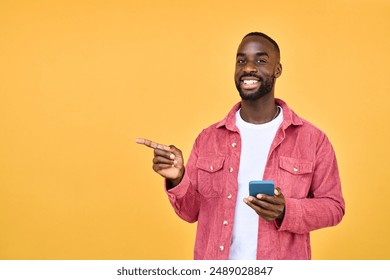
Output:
[136, 32, 345, 260]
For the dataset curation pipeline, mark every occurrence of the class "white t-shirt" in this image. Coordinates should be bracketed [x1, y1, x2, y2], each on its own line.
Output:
[229, 107, 283, 260]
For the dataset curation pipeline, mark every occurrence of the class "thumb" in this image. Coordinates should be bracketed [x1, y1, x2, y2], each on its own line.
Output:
[169, 145, 182, 157]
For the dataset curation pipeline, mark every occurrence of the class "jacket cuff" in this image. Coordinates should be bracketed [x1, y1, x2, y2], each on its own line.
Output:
[275, 197, 302, 232]
[164, 173, 190, 200]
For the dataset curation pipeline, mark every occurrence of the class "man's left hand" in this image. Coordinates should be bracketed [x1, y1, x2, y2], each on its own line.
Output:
[244, 187, 285, 222]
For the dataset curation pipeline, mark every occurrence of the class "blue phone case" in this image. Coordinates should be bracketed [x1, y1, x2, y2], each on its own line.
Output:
[249, 180, 275, 196]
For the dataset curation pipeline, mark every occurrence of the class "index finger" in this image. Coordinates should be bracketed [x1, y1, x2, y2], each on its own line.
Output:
[274, 187, 283, 196]
[255, 193, 283, 204]
[135, 138, 171, 151]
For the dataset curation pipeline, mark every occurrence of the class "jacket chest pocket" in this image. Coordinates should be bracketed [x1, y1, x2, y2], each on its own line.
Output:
[278, 156, 313, 198]
[196, 156, 225, 198]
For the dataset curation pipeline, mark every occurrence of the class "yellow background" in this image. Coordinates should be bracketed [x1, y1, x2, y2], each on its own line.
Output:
[1, 0, 389, 259]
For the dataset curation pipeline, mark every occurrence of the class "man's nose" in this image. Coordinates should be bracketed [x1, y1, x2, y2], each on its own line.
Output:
[243, 62, 257, 73]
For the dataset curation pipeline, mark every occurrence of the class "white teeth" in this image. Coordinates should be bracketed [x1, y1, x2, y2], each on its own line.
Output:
[243, 80, 258, 85]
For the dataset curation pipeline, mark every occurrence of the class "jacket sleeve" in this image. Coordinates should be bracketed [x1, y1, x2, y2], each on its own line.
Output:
[277, 134, 345, 234]
[164, 136, 201, 223]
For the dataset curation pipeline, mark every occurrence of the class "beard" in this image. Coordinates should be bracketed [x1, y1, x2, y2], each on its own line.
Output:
[236, 75, 275, 101]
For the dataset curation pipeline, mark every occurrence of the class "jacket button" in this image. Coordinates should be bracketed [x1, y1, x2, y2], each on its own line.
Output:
[229, 167, 234, 172]
[223, 220, 228, 226]
[210, 165, 214, 171]
[219, 245, 224, 251]
[227, 194, 232, 199]
[293, 167, 298, 172]
[232, 143, 237, 148]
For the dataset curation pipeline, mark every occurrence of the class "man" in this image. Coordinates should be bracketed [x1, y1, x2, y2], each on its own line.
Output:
[136, 32, 345, 260]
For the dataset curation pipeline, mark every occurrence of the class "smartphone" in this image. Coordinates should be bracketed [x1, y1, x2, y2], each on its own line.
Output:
[249, 180, 275, 196]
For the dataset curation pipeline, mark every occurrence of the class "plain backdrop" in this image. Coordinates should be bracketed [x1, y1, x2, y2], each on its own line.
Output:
[1, 0, 389, 259]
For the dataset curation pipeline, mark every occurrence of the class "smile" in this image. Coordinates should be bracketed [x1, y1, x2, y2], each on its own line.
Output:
[242, 80, 259, 85]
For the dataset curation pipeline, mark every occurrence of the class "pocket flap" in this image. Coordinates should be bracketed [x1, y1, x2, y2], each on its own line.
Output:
[196, 156, 225, 173]
[279, 156, 313, 175]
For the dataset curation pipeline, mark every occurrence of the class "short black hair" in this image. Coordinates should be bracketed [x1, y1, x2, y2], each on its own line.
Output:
[243, 32, 280, 56]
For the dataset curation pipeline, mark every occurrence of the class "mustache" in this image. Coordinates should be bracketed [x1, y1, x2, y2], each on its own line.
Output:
[240, 74, 263, 80]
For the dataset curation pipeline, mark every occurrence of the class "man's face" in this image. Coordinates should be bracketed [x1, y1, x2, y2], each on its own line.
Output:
[235, 35, 281, 101]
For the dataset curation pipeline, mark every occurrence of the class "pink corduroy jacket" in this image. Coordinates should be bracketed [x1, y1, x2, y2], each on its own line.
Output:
[165, 98, 345, 259]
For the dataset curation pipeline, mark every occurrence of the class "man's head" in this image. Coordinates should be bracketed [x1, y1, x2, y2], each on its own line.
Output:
[235, 32, 282, 101]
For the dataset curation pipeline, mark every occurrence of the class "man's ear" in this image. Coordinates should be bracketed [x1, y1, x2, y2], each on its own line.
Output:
[275, 63, 282, 78]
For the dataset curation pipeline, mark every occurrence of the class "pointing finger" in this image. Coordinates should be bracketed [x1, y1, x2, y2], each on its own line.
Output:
[135, 138, 171, 151]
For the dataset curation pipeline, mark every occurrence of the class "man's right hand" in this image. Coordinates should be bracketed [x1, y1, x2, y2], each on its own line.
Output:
[136, 138, 185, 187]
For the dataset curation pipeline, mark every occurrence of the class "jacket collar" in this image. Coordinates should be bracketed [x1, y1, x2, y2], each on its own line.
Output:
[216, 98, 303, 131]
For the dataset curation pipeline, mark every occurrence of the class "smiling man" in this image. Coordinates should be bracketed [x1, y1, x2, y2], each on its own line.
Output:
[136, 32, 345, 260]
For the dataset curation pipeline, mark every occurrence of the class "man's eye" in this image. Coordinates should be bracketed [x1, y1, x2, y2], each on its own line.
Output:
[237, 59, 245, 64]
[257, 59, 267, 63]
